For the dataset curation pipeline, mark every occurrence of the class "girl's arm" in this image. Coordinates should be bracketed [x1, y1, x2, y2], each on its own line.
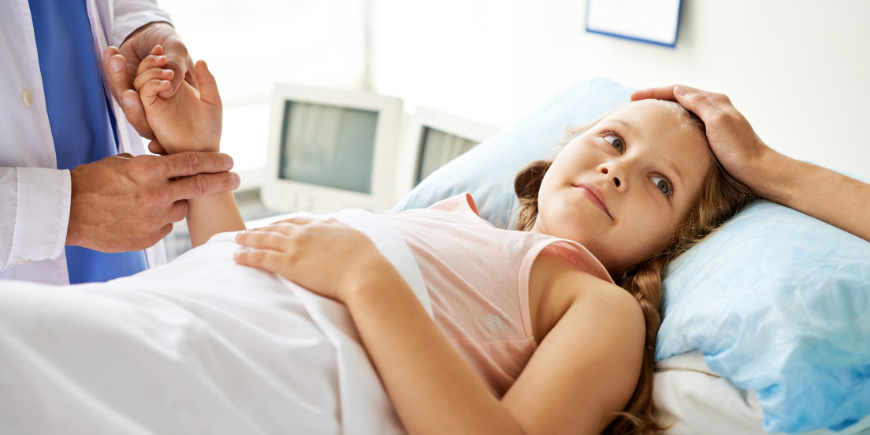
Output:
[136, 52, 246, 246]
[233, 218, 645, 434]
[632, 85, 870, 242]
[187, 189, 245, 247]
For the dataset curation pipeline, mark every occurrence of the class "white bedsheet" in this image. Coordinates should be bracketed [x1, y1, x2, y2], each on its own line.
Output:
[654, 351, 870, 435]
[0, 209, 427, 435]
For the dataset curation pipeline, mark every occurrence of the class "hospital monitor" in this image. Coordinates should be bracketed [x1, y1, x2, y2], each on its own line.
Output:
[395, 106, 500, 198]
[262, 84, 403, 214]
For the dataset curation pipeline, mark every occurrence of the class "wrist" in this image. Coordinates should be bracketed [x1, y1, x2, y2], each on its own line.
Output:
[747, 146, 794, 203]
[65, 167, 83, 247]
[343, 260, 406, 307]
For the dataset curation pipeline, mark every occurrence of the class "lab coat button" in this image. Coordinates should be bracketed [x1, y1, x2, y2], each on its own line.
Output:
[23, 90, 33, 107]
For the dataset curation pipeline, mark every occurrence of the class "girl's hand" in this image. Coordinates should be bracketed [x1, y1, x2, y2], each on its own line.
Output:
[630, 85, 777, 195]
[134, 46, 222, 155]
[233, 216, 394, 303]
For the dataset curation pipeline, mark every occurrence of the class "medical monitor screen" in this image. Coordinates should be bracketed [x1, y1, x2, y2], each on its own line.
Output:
[416, 127, 479, 185]
[278, 101, 378, 194]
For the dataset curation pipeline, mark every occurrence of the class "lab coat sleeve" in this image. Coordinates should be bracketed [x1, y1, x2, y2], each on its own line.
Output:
[0, 167, 71, 272]
[111, 0, 174, 47]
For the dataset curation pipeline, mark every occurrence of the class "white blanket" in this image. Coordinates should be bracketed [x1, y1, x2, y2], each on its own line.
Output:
[0, 209, 428, 435]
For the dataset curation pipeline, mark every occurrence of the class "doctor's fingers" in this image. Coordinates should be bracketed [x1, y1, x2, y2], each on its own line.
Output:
[160, 39, 198, 98]
[103, 47, 155, 140]
[167, 200, 189, 224]
[161, 152, 235, 178]
[631, 85, 734, 109]
[169, 171, 240, 201]
[631, 85, 737, 124]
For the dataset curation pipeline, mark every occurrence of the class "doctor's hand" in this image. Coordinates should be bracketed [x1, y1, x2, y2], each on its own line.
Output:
[66, 152, 239, 253]
[630, 85, 777, 194]
[102, 22, 196, 144]
[234, 217, 396, 304]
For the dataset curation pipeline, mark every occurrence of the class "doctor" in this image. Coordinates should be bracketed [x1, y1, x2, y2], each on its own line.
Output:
[0, 0, 238, 285]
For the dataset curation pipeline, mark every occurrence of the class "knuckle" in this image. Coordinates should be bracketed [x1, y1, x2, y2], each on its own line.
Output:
[251, 251, 269, 264]
[284, 250, 301, 266]
[193, 174, 209, 197]
[183, 153, 203, 174]
[710, 110, 730, 124]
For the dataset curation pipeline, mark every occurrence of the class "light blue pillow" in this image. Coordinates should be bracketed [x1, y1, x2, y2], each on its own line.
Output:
[389, 78, 633, 228]
[657, 198, 870, 434]
[390, 78, 870, 434]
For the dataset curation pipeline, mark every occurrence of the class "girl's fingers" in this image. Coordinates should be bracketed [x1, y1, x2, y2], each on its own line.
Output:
[136, 54, 168, 77]
[134, 68, 173, 92]
[139, 79, 171, 107]
[195, 60, 221, 107]
[273, 216, 319, 226]
[234, 249, 290, 276]
[235, 230, 290, 251]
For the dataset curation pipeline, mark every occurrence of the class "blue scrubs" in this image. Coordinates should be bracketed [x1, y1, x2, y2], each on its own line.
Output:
[29, 0, 149, 284]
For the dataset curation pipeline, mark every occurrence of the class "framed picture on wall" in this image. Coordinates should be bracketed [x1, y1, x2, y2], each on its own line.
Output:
[585, 0, 683, 48]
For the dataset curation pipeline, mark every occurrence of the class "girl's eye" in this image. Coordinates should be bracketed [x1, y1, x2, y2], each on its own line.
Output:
[651, 176, 672, 196]
[604, 135, 625, 154]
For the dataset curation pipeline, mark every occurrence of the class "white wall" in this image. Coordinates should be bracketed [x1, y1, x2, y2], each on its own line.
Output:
[373, 0, 870, 179]
[158, 0, 367, 106]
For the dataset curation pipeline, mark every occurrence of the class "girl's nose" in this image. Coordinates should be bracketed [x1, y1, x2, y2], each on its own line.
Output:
[599, 165, 623, 189]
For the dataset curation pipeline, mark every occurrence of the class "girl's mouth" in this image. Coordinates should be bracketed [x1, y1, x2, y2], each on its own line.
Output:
[573, 184, 613, 219]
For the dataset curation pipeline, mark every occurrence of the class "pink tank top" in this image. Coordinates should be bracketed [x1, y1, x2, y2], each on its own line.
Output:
[383, 193, 614, 397]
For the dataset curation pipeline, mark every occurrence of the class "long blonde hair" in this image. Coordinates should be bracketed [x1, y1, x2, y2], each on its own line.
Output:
[513, 101, 754, 434]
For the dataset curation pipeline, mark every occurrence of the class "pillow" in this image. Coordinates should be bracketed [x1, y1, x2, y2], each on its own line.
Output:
[389, 78, 633, 228]
[656, 198, 870, 434]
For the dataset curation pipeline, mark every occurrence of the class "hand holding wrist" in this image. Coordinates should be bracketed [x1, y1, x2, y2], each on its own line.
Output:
[67, 152, 237, 252]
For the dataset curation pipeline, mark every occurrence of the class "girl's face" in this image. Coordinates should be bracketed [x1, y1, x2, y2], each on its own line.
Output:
[532, 101, 711, 272]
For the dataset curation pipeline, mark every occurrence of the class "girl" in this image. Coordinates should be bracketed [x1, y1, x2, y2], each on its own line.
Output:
[134, 50, 870, 434]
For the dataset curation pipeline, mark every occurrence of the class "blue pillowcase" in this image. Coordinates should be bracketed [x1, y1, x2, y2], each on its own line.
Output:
[657, 199, 870, 434]
[390, 78, 870, 434]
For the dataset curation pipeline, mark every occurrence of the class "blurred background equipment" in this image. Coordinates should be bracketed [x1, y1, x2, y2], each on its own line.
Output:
[261, 84, 403, 215]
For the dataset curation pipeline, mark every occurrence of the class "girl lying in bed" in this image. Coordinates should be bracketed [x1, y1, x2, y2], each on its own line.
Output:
[134, 46, 870, 435]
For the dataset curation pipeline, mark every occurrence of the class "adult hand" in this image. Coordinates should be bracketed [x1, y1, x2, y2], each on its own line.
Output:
[102, 22, 197, 144]
[630, 85, 777, 193]
[234, 217, 395, 303]
[66, 152, 239, 253]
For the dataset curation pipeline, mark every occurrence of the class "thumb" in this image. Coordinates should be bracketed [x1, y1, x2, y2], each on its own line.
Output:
[195, 60, 221, 107]
[673, 85, 722, 123]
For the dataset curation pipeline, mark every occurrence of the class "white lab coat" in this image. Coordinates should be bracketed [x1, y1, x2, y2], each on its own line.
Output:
[0, 0, 171, 285]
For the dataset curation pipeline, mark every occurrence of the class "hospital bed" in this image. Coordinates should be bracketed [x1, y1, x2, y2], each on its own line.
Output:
[2, 78, 868, 434]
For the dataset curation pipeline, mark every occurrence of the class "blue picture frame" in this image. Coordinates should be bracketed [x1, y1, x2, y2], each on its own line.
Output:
[585, 0, 684, 49]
